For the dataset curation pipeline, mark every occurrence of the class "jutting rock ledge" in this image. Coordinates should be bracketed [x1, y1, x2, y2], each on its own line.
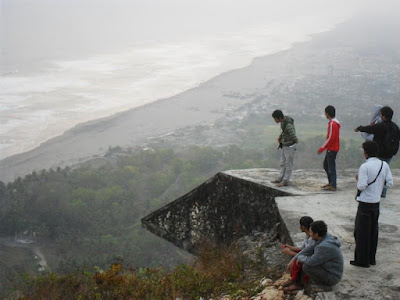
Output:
[142, 170, 293, 253]
[142, 168, 400, 299]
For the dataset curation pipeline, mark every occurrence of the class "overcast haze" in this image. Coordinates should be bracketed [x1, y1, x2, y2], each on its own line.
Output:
[2, 0, 400, 71]
[1, 0, 365, 72]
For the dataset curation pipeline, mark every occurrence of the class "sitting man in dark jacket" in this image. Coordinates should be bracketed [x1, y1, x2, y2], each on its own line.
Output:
[284, 220, 344, 291]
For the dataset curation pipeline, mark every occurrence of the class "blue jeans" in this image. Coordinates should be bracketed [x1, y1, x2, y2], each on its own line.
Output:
[323, 150, 338, 188]
[378, 157, 392, 197]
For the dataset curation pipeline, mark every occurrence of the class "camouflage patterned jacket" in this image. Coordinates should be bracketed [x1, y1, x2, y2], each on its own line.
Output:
[279, 116, 298, 146]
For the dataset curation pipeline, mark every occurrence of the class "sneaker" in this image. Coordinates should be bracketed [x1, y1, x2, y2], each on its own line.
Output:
[271, 179, 281, 184]
[322, 185, 336, 191]
[321, 183, 331, 189]
[276, 182, 289, 187]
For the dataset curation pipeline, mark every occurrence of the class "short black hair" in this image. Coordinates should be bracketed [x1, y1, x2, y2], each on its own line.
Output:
[272, 109, 284, 119]
[325, 105, 336, 118]
[299, 216, 314, 229]
[310, 220, 327, 237]
[362, 141, 378, 157]
[380, 106, 393, 121]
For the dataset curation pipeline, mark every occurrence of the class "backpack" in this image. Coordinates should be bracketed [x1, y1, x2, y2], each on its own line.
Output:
[382, 122, 400, 157]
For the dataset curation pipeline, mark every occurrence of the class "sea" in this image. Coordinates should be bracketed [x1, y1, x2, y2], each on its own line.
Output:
[0, 0, 359, 160]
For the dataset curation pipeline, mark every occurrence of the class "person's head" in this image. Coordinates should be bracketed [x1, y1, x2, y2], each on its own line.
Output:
[362, 141, 379, 158]
[325, 105, 336, 119]
[272, 109, 285, 123]
[310, 220, 328, 240]
[380, 106, 393, 121]
[299, 216, 314, 232]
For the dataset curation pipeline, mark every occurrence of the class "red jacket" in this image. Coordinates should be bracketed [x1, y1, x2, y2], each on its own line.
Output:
[319, 118, 341, 153]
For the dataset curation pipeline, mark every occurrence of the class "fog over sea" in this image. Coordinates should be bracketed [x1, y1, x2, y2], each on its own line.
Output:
[0, 0, 359, 160]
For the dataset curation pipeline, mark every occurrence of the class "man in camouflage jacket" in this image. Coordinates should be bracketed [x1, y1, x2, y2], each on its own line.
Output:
[271, 109, 298, 186]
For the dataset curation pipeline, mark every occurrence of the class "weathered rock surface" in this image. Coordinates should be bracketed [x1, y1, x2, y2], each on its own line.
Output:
[227, 168, 400, 299]
[142, 171, 292, 253]
[144, 168, 400, 299]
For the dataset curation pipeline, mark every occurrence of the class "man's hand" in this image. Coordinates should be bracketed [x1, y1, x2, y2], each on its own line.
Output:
[317, 149, 323, 155]
[354, 127, 360, 132]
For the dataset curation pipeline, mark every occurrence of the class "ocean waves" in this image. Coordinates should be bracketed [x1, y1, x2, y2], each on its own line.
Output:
[0, 16, 347, 160]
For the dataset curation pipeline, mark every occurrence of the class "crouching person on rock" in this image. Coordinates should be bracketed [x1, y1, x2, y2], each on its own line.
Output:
[284, 220, 344, 292]
[281, 216, 314, 257]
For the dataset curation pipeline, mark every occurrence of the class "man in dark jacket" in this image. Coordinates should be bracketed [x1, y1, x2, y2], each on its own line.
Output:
[355, 106, 400, 197]
[271, 110, 298, 187]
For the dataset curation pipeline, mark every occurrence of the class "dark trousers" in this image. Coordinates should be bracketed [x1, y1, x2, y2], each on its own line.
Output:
[378, 157, 391, 197]
[323, 150, 338, 188]
[354, 202, 380, 266]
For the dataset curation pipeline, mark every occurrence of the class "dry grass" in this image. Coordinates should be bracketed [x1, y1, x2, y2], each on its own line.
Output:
[17, 242, 279, 300]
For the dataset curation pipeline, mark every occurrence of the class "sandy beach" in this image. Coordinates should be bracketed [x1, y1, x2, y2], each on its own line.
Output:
[0, 63, 257, 182]
[0, 36, 303, 182]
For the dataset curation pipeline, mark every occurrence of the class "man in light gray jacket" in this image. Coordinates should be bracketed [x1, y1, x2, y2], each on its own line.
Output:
[285, 221, 344, 291]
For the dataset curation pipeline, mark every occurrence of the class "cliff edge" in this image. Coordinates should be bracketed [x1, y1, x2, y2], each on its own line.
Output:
[143, 168, 400, 299]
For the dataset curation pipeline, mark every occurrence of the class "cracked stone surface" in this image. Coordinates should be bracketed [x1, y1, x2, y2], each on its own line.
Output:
[229, 168, 400, 300]
[144, 168, 400, 299]
[142, 171, 293, 253]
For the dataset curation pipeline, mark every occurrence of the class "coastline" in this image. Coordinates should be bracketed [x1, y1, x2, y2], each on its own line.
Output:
[1, 16, 398, 183]
[0, 28, 331, 183]
[1, 19, 342, 162]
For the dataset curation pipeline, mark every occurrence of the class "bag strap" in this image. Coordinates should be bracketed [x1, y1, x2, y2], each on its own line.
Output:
[367, 161, 383, 186]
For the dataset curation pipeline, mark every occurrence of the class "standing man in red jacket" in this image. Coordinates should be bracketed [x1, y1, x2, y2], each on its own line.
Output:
[318, 105, 341, 191]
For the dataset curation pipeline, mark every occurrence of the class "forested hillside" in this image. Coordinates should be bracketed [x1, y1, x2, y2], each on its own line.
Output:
[1, 133, 399, 296]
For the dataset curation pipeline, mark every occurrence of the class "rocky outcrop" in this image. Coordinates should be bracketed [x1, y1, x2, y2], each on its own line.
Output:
[142, 171, 293, 253]
[143, 168, 400, 299]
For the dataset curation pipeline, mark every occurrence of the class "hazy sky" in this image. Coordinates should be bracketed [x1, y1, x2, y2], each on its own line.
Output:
[1, 0, 399, 72]
[0, 0, 356, 70]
